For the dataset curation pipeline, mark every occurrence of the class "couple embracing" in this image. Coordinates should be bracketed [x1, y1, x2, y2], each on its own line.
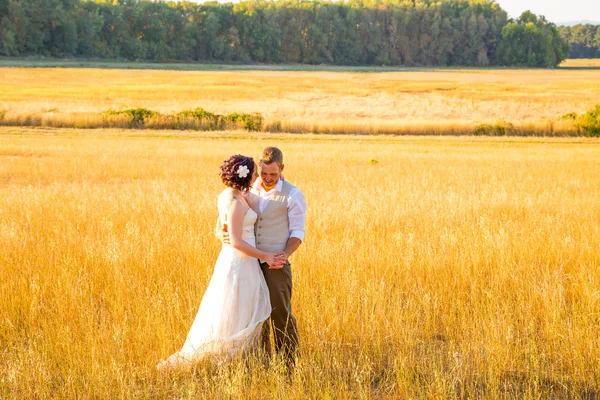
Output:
[158, 147, 306, 372]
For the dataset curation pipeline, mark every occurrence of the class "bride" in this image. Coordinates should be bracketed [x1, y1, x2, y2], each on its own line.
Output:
[157, 154, 284, 369]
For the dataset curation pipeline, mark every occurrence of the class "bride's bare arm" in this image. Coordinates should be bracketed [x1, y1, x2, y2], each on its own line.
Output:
[215, 218, 223, 239]
[227, 197, 280, 266]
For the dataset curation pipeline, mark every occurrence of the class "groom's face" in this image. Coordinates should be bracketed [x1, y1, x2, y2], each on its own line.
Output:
[250, 162, 259, 186]
[260, 161, 284, 190]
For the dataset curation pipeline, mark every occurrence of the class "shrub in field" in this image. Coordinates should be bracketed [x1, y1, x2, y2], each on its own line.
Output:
[560, 112, 578, 121]
[0, 110, 6, 121]
[227, 112, 264, 131]
[580, 105, 600, 136]
[105, 108, 159, 128]
[99, 107, 264, 131]
[560, 104, 600, 136]
[174, 108, 223, 129]
[175, 108, 216, 120]
[174, 108, 264, 131]
[473, 120, 515, 136]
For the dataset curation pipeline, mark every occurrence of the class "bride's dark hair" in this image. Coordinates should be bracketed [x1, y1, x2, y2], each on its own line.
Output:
[220, 154, 255, 191]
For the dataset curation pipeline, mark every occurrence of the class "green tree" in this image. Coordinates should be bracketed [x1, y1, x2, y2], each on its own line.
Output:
[560, 24, 599, 58]
[497, 11, 568, 67]
[0, 0, 575, 66]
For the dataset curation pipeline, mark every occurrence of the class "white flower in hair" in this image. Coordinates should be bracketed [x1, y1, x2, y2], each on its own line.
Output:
[236, 165, 250, 178]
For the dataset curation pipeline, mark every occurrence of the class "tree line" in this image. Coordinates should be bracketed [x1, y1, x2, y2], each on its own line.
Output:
[559, 24, 600, 58]
[0, 0, 569, 67]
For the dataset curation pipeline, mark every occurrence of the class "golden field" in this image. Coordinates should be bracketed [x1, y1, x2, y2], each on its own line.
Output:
[1, 66, 599, 135]
[560, 59, 600, 68]
[1, 126, 599, 398]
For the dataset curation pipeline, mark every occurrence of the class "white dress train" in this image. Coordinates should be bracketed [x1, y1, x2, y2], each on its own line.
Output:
[159, 191, 271, 367]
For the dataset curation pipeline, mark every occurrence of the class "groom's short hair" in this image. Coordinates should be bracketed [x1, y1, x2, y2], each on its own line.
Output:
[260, 147, 283, 166]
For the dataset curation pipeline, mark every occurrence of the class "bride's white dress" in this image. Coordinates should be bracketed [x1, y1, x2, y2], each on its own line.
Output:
[159, 192, 271, 367]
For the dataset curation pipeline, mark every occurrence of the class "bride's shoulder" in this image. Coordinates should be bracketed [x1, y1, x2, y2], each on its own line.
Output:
[218, 188, 247, 208]
[218, 188, 235, 204]
[218, 188, 234, 200]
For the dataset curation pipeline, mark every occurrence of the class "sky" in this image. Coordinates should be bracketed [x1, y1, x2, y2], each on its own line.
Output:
[493, 0, 600, 24]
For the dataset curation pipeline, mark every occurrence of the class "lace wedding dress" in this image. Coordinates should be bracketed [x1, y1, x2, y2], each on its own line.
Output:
[158, 191, 271, 368]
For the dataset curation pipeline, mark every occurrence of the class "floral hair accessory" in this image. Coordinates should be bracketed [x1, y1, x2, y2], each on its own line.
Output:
[236, 165, 250, 178]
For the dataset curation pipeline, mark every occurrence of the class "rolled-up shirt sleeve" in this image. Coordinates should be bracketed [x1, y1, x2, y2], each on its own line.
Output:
[288, 189, 307, 241]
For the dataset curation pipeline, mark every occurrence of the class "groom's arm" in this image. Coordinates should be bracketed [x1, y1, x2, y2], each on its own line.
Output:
[269, 237, 300, 269]
[283, 237, 302, 259]
[284, 188, 306, 259]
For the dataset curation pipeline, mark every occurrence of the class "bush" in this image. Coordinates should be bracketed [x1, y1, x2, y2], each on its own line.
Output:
[175, 108, 216, 120]
[0, 110, 6, 121]
[174, 108, 264, 131]
[579, 105, 600, 136]
[228, 112, 263, 131]
[174, 108, 222, 129]
[473, 120, 515, 136]
[105, 108, 159, 128]
[560, 105, 600, 136]
[98, 107, 265, 131]
[559, 112, 578, 121]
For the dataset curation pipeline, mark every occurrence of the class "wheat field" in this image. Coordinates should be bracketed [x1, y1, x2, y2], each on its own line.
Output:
[1, 126, 599, 398]
[560, 59, 600, 68]
[1, 66, 599, 135]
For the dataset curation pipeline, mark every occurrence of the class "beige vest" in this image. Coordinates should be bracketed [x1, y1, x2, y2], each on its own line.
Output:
[252, 181, 294, 253]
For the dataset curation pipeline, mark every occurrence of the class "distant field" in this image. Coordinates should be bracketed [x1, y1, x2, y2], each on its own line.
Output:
[1, 127, 599, 398]
[560, 58, 600, 68]
[1, 63, 599, 135]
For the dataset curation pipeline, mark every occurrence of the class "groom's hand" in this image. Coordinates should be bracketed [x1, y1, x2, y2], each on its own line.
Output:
[268, 252, 287, 269]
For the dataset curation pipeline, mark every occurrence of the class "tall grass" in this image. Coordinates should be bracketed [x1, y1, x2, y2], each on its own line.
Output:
[1, 127, 599, 398]
[0, 110, 584, 136]
[559, 58, 600, 68]
[1, 67, 599, 136]
[0, 108, 264, 132]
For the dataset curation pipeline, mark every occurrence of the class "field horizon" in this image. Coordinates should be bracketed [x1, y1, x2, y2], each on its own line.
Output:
[1, 58, 599, 71]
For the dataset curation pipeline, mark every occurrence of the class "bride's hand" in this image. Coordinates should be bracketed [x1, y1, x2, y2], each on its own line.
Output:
[264, 252, 286, 269]
[274, 251, 287, 263]
[263, 253, 278, 268]
[221, 231, 231, 245]
[270, 252, 287, 269]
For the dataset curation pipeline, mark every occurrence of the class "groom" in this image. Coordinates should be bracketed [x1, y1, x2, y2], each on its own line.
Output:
[222, 146, 306, 369]
[250, 147, 306, 370]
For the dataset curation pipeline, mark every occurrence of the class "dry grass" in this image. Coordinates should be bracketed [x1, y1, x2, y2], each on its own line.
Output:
[1, 126, 599, 398]
[0, 112, 581, 136]
[0, 112, 253, 131]
[560, 59, 600, 68]
[1, 67, 599, 135]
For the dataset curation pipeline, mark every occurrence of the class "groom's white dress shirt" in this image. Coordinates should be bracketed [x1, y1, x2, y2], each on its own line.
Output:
[252, 178, 307, 241]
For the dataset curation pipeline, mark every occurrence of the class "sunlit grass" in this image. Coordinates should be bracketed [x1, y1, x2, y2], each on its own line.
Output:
[559, 58, 600, 68]
[1, 67, 599, 135]
[1, 127, 599, 398]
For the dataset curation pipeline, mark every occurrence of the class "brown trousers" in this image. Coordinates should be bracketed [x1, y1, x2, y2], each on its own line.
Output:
[260, 261, 299, 366]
